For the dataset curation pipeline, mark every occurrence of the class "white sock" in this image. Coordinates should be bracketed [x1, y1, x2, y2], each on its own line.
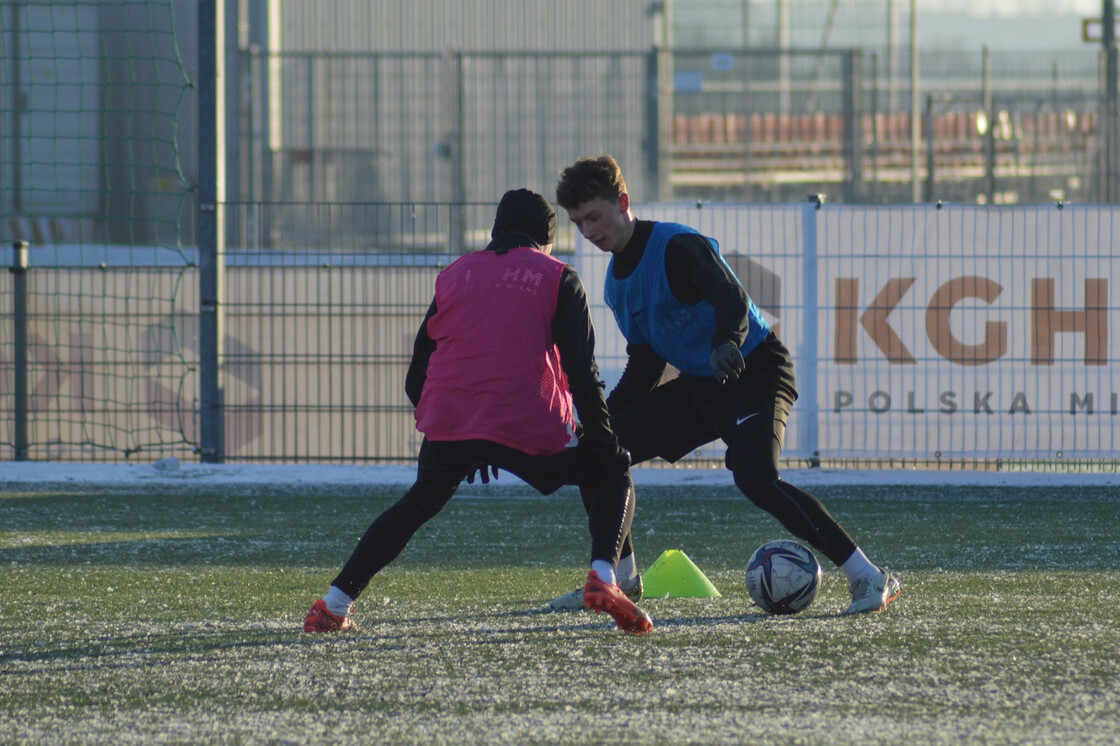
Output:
[839, 547, 878, 583]
[617, 554, 638, 585]
[591, 560, 616, 585]
[323, 585, 355, 617]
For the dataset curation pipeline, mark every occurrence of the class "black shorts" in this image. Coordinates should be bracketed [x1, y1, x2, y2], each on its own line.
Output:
[413, 438, 582, 496]
[611, 333, 798, 464]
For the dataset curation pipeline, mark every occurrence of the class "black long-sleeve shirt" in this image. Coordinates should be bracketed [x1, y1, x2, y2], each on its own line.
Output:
[606, 220, 752, 412]
[405, 233, 619, 457]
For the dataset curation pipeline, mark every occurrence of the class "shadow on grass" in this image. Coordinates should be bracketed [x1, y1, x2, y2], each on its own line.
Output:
[336, 606, 778, 637]
[0, 598, 899, 673]
[0, 627, 306, 669]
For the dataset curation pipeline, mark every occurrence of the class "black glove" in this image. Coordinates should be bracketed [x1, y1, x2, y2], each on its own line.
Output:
[578, 441, 631, 479]
[465, 463, 500, 485]
[709, 341, 745, 383]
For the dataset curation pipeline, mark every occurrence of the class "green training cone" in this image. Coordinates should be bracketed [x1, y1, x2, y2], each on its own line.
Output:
[641, 549, 722, 598]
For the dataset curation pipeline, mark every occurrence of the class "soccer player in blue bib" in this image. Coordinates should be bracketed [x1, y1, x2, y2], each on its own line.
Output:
[550, 155, 900, 616]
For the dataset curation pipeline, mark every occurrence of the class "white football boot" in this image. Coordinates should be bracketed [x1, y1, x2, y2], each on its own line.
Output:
[546, 574, 643, 612]
[843, 566, 901, 615]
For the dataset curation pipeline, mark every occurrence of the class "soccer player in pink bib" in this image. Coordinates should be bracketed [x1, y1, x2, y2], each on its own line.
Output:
[303, 189, 652, 635]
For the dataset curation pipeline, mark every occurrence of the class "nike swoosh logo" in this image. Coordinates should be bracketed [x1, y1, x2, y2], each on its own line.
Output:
[736, 413, 759, 426]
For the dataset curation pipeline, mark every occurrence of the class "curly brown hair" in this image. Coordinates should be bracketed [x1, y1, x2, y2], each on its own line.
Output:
[555, 155, 628, 210]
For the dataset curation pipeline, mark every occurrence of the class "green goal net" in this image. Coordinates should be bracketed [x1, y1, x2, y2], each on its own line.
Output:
[1, 0, 197, 461]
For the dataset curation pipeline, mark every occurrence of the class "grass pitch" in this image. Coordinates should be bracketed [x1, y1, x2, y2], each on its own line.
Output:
[1, 478, 1119, 745]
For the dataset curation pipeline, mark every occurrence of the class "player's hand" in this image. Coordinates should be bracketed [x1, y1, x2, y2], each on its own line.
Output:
[465, 463, 500, 484]
[578, 442, 631, 477]
[709, 341, 745, 383]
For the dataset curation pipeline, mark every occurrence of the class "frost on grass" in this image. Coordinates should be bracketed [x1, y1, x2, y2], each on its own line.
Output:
[2, 487, 1119, 744]
[4, 586, 1120, 745]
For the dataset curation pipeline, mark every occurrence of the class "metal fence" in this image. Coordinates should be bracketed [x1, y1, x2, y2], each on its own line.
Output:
[237, 49, 657, 253]
[6, 199, 1119, 470]
[5, 1, 1120, 467]
[231, 45, 1111, 255]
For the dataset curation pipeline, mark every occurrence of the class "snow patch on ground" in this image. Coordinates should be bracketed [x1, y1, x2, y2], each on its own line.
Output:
[2, 461, 1117, 489]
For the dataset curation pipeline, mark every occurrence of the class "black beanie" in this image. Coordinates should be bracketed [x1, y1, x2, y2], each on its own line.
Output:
[491, 188, 557, 246]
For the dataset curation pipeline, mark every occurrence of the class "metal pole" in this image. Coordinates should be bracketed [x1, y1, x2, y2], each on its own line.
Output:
[800, 197, 821, 467]
[444, 50, 466, 254]
[10, 5, 24, 211]
[11, 242, 30, 461]
[1104, 0, 1118, 201]
[645, 49, 662, 201]
[199, 0, 226, 462]
[653, 0, 673, 201]
[924, 94, 935, 202]
[870, 52, 879, 201]
[886, 0, 896, 113]
[909, 0, 921, 203]
[742, 0, 750, 48]
[983, 45, 996, 203]
[778, 0, 790, 115]
[843, 50, 862, 203]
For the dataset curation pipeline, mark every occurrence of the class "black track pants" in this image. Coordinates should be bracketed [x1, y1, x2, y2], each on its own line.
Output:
[610, 334, 858, 567]
[331, 438, 634, 599]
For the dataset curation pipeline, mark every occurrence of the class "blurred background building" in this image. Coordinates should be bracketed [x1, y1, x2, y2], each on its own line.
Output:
[3, 0, 1115, 253]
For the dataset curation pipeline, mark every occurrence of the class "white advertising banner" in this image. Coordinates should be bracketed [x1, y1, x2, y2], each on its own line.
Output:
[817, 204, 1118, 460]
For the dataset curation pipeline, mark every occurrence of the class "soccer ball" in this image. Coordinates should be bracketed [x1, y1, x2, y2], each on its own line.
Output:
[745, 540, 822, 615]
